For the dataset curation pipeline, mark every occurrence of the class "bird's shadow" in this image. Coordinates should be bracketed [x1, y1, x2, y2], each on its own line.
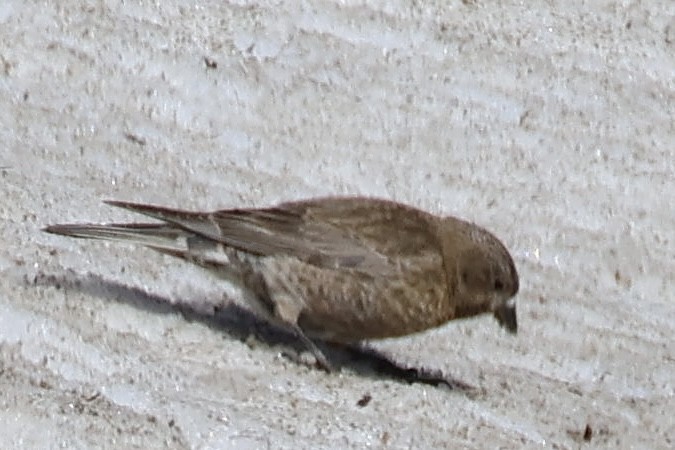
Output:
[31, 269, 478, 395]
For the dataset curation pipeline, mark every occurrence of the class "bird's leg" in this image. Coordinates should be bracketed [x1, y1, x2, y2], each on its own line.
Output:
[287, 323, 333, 372]
[244, 259, 333, 371]
[272, 293, 333, 372]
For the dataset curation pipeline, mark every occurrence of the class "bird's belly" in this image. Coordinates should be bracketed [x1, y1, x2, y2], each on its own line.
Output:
[297, 266, 451, 343]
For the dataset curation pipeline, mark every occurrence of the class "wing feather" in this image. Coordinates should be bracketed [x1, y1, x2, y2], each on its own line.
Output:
[102, 197, 442, 276]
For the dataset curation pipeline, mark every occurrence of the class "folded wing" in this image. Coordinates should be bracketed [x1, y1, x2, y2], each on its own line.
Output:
[99, 197, 441, 277]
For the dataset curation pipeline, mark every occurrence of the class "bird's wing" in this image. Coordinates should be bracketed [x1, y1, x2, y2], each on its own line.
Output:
[99, 198, 442, 276]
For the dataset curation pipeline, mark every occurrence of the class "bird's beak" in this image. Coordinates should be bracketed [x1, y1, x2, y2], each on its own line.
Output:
[493, 297, 517, 334]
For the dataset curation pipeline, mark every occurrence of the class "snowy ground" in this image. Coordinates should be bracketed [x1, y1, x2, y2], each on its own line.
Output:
[1, 1, 674, 448]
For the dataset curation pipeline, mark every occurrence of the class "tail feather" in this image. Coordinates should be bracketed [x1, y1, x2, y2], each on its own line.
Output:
[43, 223, 190, 252]
[43, 222, 237, 271]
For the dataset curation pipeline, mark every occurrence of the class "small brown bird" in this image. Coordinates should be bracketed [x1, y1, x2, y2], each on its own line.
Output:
[44, 197, 519, 370]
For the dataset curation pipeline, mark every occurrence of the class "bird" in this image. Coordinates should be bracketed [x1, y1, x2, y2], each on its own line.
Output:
[43, 196, 519, 371]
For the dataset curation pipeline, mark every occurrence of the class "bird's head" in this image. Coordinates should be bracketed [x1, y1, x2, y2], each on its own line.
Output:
[441, 219, 519, 333]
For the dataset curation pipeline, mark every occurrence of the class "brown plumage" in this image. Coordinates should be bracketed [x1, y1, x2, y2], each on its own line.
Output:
[43, 197, 519, 370]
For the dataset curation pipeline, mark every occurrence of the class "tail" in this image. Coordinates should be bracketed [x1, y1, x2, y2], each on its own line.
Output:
[43, 221, 242, 277]
[43, 222, 189, 252]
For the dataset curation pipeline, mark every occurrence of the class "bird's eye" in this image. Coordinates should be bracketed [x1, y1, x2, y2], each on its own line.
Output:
[494, 279, 504, 291]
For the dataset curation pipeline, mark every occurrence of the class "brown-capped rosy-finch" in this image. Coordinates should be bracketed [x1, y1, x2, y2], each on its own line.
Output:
[44, 197, 519, 371]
